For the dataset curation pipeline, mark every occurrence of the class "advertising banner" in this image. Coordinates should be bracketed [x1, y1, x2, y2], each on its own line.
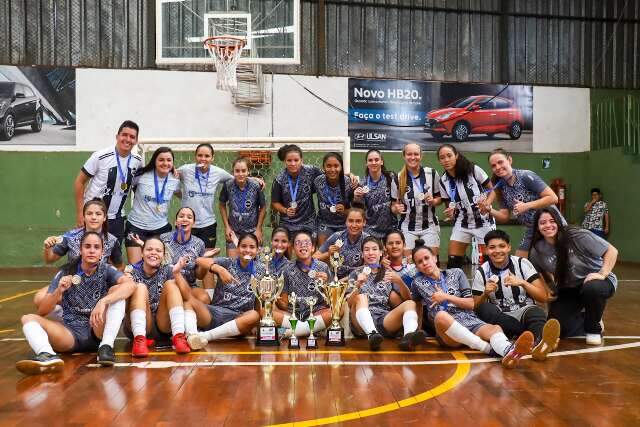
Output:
[348, 78, 533, 152]
[0, 65, 76, 146]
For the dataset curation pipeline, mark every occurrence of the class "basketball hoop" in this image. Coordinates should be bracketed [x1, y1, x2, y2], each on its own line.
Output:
[204, 36, 247, 92]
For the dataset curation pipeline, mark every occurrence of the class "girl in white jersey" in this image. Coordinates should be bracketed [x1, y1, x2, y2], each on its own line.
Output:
[125, 147, 181, 264]
[437, 144, 495, 270]
[177, 143, 233, 249]
[393, 143, 442, 256]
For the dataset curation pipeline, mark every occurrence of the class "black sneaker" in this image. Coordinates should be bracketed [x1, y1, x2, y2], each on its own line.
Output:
[398, 334, 413, 351]
[97, 345, 115, 366]
[367, 332, 384, 351]
[16, 352, 64, 376]
[398, 330, 426, 351]
[410, 330, 426, 347]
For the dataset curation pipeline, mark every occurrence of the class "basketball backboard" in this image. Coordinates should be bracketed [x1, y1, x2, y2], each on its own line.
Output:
[156, 0, 300, 65]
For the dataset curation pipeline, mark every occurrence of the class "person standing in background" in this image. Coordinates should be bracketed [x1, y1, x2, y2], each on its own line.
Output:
[582, 188, 609, 239]
[74, 121, 143, 246]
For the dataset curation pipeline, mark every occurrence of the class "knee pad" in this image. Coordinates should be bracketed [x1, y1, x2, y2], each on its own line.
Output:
[447, 255, 465, 270]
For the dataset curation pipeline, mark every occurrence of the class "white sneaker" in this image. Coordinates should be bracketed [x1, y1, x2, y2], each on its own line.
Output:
[187, 333, 208, 350]
[586, 333, 602, 345]
[599, 320, 605, 333]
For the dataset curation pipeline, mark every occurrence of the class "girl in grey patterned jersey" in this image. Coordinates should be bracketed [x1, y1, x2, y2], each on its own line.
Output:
[314, 152, 354, 246]
[124, 237, 193, 357]
[411, 244, 535, 369]
[348, 237, 424, 351]
[269, 227, 293, 277]
[352, 149, 399, 239]
[272, 230, 332, 337]
[187, 233, 263, 350]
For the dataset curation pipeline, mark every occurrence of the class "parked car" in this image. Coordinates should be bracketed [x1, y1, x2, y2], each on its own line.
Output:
[424, 95, 523, 142]
[0, 81, 43, 141]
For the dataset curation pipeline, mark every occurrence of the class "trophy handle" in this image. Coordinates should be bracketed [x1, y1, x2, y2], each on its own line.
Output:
[250, 276, 260, 299]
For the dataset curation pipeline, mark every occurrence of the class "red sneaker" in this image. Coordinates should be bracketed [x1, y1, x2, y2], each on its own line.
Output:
[132, 335, 149, 358]
[172, 333, 191, 354]
[146, 338, 155, 348]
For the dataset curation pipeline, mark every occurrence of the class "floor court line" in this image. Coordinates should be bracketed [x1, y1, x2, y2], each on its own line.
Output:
[83, 341, 640, 369]
[0, 289, 39, 304]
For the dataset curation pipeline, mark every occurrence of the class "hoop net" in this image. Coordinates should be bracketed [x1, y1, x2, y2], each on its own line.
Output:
[204, 36, 247, 92]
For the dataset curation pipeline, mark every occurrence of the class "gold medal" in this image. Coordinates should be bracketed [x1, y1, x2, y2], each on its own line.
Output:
[120, 182, 128, 191]
[156, 205, 162, 213]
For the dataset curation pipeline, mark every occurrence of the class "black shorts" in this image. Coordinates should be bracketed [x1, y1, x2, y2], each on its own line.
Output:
[124, 222, 172, 248]
[192, 223, 217, 249]
[67, 321, 101, 352]
[108, 216, 126, 247]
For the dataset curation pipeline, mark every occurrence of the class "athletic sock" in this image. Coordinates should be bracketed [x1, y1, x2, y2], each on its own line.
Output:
[184, 310, 198, 335]
[444, 321, 491, 353]
[293, 321, 310, 337]
[100, 299, 126, 348]
[23, 321, 55, 355]
[281, 314, 292, 330]
[169, 306, 185, 335]
[355, 308, 377, 335]
[402, 311, 419, 335]
[201, 319, 241, 341]
[130, 309, 146, 337]
[489, 332, 513, 357]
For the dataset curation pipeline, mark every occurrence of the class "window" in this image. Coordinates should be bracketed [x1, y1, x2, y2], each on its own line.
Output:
[22, 85, 34, 97]
[495, 99, 511, 109]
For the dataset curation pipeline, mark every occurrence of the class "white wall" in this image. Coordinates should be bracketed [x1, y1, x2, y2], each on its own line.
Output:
[533, 86, 590, 153]
[0, 67, 589, 153]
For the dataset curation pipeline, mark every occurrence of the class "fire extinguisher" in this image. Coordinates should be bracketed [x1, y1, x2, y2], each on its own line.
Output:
[550, 178, 566, 216]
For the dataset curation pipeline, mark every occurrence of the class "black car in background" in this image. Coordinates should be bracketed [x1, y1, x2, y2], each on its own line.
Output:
[0, 81, 43, 141]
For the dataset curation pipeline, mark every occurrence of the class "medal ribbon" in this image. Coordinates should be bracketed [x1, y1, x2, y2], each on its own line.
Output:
[234, 181, 249, 216]
[448, 178, 458, 202]
[173, 224, 187, 243]
[324, 180, 338, 207]
[154, 172, 169, 208]
[367, 263, 382, 268]
[237, 258, 255, 275]
[195, 166, 210, 194]
[367, 175, 382, 189]
[409, 172, 425, 196]
[296, 259, 316, 273]
[426, 271, 449, 310]
[287, 174, 300, 203]
[115, 149, 132, 189]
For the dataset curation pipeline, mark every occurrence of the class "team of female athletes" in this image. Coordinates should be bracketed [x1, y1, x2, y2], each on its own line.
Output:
[16, 133, 618, 375]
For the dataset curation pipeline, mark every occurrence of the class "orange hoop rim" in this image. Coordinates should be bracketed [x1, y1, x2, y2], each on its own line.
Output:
[203, 36, 247, 49]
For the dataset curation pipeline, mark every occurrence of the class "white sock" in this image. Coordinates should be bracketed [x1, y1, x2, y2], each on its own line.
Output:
[444, 321, 491, 354]
[402, 311, 419, 335]
[169, 306, 185, 335]
[206, 289, 214, 300]
[100, 299, 126, 348]
[184, 310, 198, 335]
[293, 321, 310, 337]
[281, 314, 292, 330]
[23, 321, 55, 355]
[489, 332, 513, 356]
[355, 308, 377, 335]
[130, 309, 146, 337]
[201, 319, 240, 341]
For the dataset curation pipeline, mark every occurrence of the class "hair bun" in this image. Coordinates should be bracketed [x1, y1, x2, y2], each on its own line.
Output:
[414, 238, 426, 249]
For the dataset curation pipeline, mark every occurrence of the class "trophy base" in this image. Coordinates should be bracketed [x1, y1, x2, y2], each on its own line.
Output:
[325, 328, 345, 346]
[306, 336, 318, 350]
[288, 336, 300, 349]
[256, 325, 280, 346]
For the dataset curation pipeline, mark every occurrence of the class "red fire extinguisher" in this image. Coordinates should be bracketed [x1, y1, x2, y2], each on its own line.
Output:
[550, 178, 566, 216]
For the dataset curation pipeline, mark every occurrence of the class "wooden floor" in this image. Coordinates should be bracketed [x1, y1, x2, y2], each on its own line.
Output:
[1, 266, 639, 427]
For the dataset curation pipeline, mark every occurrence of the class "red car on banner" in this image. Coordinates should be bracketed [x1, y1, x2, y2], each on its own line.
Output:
[424, 95, 524, 142]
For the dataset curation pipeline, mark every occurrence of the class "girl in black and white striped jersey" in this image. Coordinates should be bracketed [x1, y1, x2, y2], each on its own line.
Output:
[16, 232, 136, 375]
[353, 149, 399, 239]
[392, 143, 442, 255]
[348, 236, 425, 351]
[314, 152, 353, 246]
[437, 144, 495, 269]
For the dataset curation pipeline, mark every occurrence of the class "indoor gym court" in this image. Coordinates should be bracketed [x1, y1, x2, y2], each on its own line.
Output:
[1, 1, 640, 426]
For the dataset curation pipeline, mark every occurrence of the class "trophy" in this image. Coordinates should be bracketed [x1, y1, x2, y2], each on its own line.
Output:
[314, 252, 355, 346]
[288, 292, 300, 349]
[251, 247, 285, 346]
[305, 296, 319, 349]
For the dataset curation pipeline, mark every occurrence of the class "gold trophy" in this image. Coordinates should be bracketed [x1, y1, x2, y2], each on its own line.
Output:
[288, 292, 300, 349]
[251, 247, 285, 346]
[314, 252, 354, 346]
[305, 296, 319, 349]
